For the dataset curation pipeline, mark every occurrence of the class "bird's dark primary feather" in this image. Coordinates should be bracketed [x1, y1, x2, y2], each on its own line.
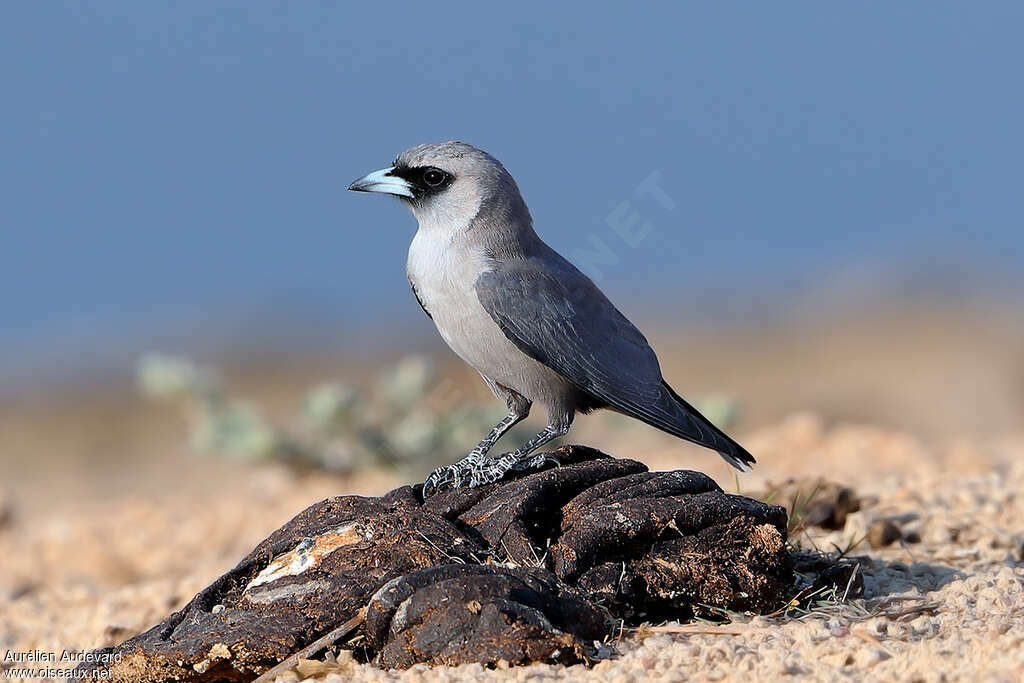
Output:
[475, 251, 755, 471]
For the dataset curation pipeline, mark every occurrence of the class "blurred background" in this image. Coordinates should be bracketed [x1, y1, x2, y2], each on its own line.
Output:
[2, 2, 1023, 514]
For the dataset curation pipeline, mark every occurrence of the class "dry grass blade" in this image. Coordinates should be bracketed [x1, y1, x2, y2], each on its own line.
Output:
[252, 608, 366, 683]
[841, 562, 859, 602]
[415, 530, 466, 564]
[788, 481, 824, 537]
[880, 600, 941, 620]
[764, 583, 830, 618]
[629, 624, 756, 637]
[851, 626, 894, 655]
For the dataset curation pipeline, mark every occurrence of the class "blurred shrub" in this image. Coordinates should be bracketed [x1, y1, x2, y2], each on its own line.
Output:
[137, 353, 739, 476]
[136, 353, 534, 476]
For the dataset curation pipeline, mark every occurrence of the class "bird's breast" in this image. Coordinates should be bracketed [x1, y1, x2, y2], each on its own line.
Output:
[407, 231, 475, 310]
[405, 233, 579, 410]
[406, 235, 517, 376]
[407, 232, 484, 336]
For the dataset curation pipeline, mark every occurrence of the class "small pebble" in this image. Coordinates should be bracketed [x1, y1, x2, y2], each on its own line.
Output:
[868, 518, 902, 548]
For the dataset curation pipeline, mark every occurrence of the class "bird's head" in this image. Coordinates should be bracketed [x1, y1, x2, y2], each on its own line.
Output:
[348, 141, 530, 231]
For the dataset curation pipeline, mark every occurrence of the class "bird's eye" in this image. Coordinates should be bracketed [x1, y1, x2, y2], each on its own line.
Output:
[422, 168, 448, 187]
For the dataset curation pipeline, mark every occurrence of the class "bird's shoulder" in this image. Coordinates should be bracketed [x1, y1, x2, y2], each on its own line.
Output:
[474, 248, 666, 410]
[476, 246, 599, 304]
[475, 247, 655, 359]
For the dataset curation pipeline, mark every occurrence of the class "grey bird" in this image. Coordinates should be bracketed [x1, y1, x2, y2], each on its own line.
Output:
[349, 141, 754, 495]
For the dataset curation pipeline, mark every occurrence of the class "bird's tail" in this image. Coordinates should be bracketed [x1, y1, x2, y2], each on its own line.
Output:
[660, 382, 756, 472]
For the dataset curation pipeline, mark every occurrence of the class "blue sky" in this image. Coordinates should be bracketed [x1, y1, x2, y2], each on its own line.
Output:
[1, 3, 1021, 380]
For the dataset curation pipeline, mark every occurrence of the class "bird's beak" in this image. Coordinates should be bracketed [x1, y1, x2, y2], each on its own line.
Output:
[347, 167, 414, 198]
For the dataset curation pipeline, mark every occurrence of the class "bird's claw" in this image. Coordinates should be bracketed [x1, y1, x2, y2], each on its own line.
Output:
[509, 452, 561, 472]
[423, 452, 563, 498]
[422, 450, 485, 498]
[422, 463, 464, 498]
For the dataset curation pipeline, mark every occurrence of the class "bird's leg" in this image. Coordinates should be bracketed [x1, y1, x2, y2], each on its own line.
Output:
[469, 412, 524, 459]
[467, 421, 571, 487]
[422, 397, 530, 497]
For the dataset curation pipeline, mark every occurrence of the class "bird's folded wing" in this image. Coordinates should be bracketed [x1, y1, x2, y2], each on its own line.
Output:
[476, 256, 754, 469]
[475, 258, 673, 421]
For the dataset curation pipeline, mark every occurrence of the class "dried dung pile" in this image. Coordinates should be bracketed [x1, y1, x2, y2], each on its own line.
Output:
[84, 446, 799, 681]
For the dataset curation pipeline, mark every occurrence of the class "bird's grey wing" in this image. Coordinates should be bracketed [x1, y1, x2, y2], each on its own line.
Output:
[475, 258, 671, 424]
[475, 256, 754, 470]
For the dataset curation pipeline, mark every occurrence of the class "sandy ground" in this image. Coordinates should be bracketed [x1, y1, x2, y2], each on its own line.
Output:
[2, 308, 1024, 681]
[1, 412, 1022, 682]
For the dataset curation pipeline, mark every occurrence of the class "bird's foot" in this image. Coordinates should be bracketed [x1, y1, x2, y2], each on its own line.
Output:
[421, 451, 562, 498]
[507, 451, 562, 472]
[422, 450, 484, 498]
[467, 451, 561, 487]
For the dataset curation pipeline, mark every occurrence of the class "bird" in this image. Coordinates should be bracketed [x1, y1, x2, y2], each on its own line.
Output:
[348, 141, 754, 496]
